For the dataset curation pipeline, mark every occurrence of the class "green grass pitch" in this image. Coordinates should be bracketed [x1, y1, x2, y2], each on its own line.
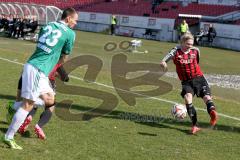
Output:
[0, 31, 240, 160]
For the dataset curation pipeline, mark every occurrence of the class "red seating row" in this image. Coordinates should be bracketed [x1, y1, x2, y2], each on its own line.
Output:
[0, 0, 105, 9]
[79, 0, 239, 19]
[0, 0, 238, 20]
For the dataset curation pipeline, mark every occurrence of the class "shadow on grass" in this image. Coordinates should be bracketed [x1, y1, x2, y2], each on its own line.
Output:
[20, 131, 31, 138]
[0, 121, 9, 125]
[0, 94, 240, 135]
[138, 132, 157, 137]
[0, 94, 15, 101]
[0, 127, 8, 133]
[0, 127, 31, 138]
[137, 122, 191, 135]
[59, 103, 240, 134]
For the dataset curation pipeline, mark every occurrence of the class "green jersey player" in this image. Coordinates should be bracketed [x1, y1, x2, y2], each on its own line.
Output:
[3, 8, 78, 150]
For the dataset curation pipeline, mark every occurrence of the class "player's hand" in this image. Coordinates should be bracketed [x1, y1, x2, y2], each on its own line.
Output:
[160, 61, 167, 70]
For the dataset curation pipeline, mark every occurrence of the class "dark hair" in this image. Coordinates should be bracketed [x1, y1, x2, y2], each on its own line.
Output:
[61, 8, 76, 20]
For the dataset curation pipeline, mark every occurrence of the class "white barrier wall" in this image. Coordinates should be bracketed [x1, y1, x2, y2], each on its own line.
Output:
[77, 12, 175, 41]
[76, 12, 240, 51]
[198, 0, 239, 6]
[200, 22, 240, 51]
[78, 12, 110, 25]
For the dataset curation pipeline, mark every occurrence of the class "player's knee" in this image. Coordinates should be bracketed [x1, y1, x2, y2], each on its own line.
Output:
[22, 98, 35, 111]
[44, 97, 55, 107]
[184, 93, 193, 101]
[203, 95, 212, 103]
[41, 93, 55, 107]
[44, 99, 55, 107]
[184, 95, 193, 104]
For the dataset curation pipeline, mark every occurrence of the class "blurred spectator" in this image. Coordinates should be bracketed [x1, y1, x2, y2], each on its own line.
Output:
[2, 15, 10, 31]
[110, 15, 117, 35]
[207, 24, 217, 43]
[27, 17, 38, 33]
[12, 17, 22, 38]
[0, 14, 38, 40]
[194, 28, 207, 45]
[178, 19, 189, 39]
[17, 17, 29, 39]
[151, 1, 157, 14]
[7, 14, 15, 37]
[0, 15, 3, 31]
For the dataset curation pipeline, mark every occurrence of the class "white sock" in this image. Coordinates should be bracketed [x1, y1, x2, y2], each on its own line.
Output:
[35, 98, 45, 108]
[13, 101, 23, 110]
[5, 107, 29, 139]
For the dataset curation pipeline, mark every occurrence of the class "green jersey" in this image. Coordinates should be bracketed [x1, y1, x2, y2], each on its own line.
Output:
[28, 21, 75, 76]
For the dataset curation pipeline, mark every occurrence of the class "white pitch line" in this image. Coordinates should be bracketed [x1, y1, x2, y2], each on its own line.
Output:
[1, 56, 240, 121]
[70, 75, 179, 105]
[0, 57, 24, 66]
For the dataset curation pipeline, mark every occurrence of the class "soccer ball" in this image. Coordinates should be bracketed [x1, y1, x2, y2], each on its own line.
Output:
[171, 104, 187, 119]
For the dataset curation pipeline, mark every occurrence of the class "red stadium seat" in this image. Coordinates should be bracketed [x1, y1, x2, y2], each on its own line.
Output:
[0, 0, 238, 20]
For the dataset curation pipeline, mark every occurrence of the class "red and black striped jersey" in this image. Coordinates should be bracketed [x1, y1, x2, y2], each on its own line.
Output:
[48, 63, 69, 82]
[162, 46, 203, 81]
[48, 63, 62, 81]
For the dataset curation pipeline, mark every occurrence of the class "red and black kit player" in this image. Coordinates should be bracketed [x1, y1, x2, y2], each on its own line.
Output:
[160, 33, 218, 134]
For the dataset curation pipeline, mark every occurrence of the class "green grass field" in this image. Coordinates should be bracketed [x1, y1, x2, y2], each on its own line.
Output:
[0, 31, 240, 160]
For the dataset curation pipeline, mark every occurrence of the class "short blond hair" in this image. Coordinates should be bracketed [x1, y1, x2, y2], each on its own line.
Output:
[180, 32, 194, 44]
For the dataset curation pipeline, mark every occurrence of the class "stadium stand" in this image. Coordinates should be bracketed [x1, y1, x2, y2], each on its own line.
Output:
[0, 0, 238, 20]
[0, 0, 105, 9]
[234, 19, 240, 24]
[78, 0, 239, 19]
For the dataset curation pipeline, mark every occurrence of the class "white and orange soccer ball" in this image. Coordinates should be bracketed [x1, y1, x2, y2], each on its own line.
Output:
[171, 104, 187, 120]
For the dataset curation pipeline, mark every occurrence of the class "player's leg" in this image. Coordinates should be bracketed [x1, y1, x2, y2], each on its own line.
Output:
[18, 97, 45, 134]
[34, 93, 55, 140]
[7, 76, 41, 127]
[37, 94, 55, 129]
[3, 64, 41, 149]
[34, 77, 55, 140]
[3, 98, 34, 150]
[37, 106, 54, 128]
[35, 105, 55, 140]
[181, 82, 200, 134]
[18, 107, 37, 134]
[6, 77, 22, 124]
[7, 76, 31, 121]
[203, 95, 218, 126]
[197, 77, 218, 126]
[34, 76, 59, 140]
[19, 81, 55, 137]
[13, 94, 54, 139]
[18, 95, 50, 135]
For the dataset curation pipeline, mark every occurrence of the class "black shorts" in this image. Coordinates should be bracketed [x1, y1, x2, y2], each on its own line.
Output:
[49, 79, 56, 92]
[181, 76, 211, 98]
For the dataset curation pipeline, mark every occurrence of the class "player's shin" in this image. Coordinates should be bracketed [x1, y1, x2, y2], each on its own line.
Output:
[38, 108, 53, 128]
[206, 100, 216, 114]
[5, 107, 29, 139]
[206, 100, 218, 126]
[186, 103, 197, 126]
